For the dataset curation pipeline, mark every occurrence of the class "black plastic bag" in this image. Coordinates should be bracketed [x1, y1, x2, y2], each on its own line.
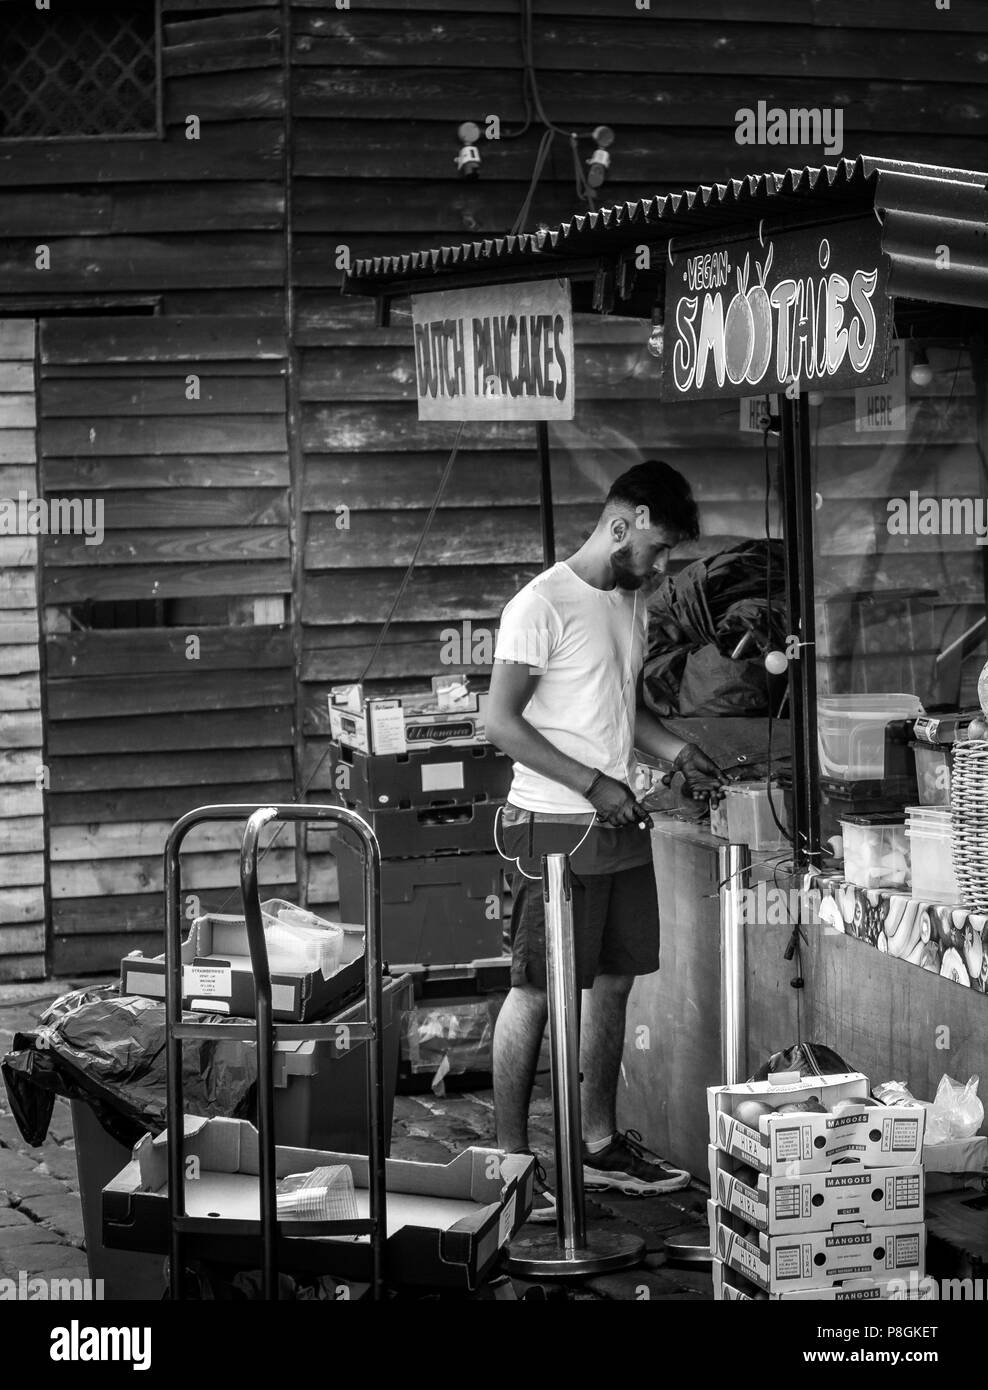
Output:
[1, 984, 257, 1149]
[748, 1041, 855, 1083]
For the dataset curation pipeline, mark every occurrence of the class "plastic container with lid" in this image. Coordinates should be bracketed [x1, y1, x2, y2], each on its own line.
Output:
[711, 779, 788, 850]
[910, 742, 952, 807]
[817, 694, 924, 780]
[904, 806, 963, 905]
[839, 813, 910, 891]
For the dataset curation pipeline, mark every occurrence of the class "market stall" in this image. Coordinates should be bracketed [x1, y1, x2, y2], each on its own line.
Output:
[342, 153, 988, 1176]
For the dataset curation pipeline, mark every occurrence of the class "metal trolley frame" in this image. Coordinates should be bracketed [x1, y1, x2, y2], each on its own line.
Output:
[162, 803, 387, 1301]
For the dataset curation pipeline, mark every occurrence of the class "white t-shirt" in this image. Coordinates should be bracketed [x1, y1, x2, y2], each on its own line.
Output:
[493, 562, 647, 813]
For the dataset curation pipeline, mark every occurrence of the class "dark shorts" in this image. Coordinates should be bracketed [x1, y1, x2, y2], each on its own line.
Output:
[500, 815, 660, 990]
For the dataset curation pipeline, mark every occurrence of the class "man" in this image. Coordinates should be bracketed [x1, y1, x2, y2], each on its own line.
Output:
[487, 459, 727, 1222]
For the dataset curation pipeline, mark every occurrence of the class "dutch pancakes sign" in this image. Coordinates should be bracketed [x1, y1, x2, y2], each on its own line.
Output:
[661, 219, 892, 402]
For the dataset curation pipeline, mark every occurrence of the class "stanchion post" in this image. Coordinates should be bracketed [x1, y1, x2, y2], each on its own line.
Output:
[719, 842, 750, 1086]
[506, 852, 645, 1277]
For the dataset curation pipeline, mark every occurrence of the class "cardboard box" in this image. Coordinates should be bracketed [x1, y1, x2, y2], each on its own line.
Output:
[712, 1257, 937, 1302]
[708, 1147, 924, 1233]
[102, 1116, 533, 1292]
[924, 1134, 988, 1193]
[708, 1072, 926, 1174]
[709, 1202, 926, 1293]
[329, 680, 489, 755]
[120, 913, 365, 1023]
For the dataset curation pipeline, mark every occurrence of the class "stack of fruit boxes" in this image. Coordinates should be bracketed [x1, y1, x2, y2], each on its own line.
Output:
[707, 1072, 931, 1300]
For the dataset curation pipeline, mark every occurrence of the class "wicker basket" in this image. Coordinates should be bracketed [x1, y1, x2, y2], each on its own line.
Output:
[950, 740, 988, 912]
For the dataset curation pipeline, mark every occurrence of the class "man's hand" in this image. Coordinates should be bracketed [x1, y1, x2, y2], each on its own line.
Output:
[586, 773, 644, 826]
[661, 743, 729, 801]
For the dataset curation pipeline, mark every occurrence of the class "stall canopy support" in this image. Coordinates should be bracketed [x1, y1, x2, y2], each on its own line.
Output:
[780, 394, 822, 868]
[536, 421, 555, 567]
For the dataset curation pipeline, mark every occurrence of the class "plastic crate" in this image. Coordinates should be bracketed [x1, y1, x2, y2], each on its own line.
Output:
[332, 799, 501, 859]
[334, 837, 505, 965]
[327, 740, 511, 809]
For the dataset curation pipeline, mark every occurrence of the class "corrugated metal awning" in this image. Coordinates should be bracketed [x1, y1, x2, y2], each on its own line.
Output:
[343, 155, 988, 315]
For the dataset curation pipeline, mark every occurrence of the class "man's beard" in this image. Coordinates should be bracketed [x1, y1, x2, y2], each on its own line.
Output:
[610, 544, 647, 591]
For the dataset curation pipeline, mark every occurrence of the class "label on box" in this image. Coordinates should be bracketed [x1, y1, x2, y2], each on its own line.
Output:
[889, 1116, 921, 1151]
[369, 701, 407, 754]
[421, 761, 465, 792]
[498, 1192, 516, 1248]
[183, 965, 232, 998]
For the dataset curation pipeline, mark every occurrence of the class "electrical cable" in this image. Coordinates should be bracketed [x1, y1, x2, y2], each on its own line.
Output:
[209, 424, 468, 914]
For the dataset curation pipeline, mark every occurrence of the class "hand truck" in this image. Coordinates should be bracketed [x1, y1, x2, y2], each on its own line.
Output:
[162, 803, 388, 1301]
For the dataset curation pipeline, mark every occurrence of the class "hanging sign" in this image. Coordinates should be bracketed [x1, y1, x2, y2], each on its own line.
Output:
[662, 219, 891, 402]
[855, 337, 907, 432]
[411, 278, 574, 422]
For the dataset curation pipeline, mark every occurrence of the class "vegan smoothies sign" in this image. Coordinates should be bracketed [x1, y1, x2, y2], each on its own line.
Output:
[411, 279, 574, 422]
[662, 219, 892, 402]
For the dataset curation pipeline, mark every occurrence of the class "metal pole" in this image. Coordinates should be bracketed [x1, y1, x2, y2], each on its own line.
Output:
[780, 392, 822, 869]
[506, 853, 645, 1277]
[719, 843, 750, 1085]
[544, 854, 586, 1254]
[665, 841, 752, 1267]
[536, 420, 555, 567]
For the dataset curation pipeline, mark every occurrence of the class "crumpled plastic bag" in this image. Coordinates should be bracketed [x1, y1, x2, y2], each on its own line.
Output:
[926, 1074, 984, 1143]
[1, 984, 257, 1149]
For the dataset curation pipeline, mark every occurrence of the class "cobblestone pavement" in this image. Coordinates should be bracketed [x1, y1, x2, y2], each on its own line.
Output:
[0, 979, 712, 1301]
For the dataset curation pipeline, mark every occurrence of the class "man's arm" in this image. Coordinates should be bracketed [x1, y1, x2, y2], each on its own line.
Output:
[634, 676, 729, 799]
[487, 660, 646, 825]
[487, 660, 592, 796]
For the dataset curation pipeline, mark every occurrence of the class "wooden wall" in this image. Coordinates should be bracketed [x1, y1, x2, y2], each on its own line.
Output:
[1, 2, 987, 971]
[0, 320, 47, 979]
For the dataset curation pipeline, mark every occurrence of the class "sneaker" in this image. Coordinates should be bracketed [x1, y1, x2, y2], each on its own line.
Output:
[582, 1130, 691, 1195]
[525, 1155, 557, 1225]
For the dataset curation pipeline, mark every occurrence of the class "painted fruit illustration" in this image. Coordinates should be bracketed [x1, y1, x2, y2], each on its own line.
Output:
[876, 931, 888, 953]
[724, 253, 756, 385]
[917, 940, 941, 973]
[962, 919, 984, 980]
[918, 908, 934, 943]
[852, 897, 865, 934]
[885, 899, 921, 959]
[940, 946, 970, 985]
[745, 242, 774, 385]
[979, 938, 988, 993]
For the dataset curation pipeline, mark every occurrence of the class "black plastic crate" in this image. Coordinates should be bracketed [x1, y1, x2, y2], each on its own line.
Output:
[335, 836, 506, 966]
[328, 740, 512, 810]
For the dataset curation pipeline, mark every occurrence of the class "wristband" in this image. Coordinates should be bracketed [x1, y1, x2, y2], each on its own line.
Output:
[583, 768, 606, 799]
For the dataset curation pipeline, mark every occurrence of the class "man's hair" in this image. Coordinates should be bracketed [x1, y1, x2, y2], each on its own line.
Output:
[604, 459, 700, 542]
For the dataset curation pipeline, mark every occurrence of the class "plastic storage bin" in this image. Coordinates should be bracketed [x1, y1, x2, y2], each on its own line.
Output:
[911, 742, 952, 807]
[711, 780, 788, 850]
[840, 813, 910, 890]
[818, 694, 924, 779]
[905, 806, 963, 905]
[73, 973, 411, 1299]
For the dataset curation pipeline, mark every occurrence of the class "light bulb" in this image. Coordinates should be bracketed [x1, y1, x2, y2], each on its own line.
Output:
[910, 347, 933, 387]
[646, 324, 663, 359]
[765, 650, 789, 675]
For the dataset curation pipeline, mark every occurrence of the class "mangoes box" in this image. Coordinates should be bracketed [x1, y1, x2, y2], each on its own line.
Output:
[708, 1147, 925, 1234]
[709, 1202, 926, 1294]
[712, 1258, 937, 1302]
[708, 1071, 926, 1175]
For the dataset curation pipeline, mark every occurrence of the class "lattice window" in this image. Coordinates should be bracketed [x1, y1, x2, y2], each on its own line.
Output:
[0, 0, 158, 139]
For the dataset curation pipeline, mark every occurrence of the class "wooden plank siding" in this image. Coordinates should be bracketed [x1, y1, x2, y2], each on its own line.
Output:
[0, 320, 48, 979]
[0, 3, 984, 969]
[37, 314, 295, 973]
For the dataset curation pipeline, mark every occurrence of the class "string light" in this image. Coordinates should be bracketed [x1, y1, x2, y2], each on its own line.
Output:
[586, 124, 615, 190]
[910, 345, 933, 387]
[455, 121, 482, 178]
